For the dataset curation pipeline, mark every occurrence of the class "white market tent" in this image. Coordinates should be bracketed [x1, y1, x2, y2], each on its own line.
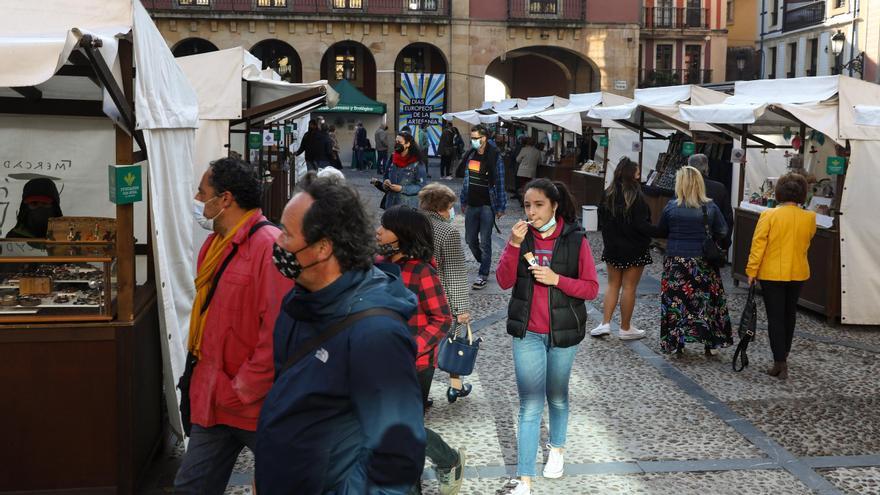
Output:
[680, 75, 880, 325]
[0, 0, 199, 470]
[442, 98, 526, 125]
[175, 47, 338, 182]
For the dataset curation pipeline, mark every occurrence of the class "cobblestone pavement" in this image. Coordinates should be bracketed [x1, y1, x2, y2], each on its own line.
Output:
[141, 163, 880, 495]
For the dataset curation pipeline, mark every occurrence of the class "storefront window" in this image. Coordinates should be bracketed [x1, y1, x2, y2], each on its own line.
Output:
[529, 0, 558, 14]
[332, 0, 363, 8]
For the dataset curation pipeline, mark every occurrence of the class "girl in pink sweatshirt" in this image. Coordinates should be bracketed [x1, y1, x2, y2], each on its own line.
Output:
[495, 178, 599, 495]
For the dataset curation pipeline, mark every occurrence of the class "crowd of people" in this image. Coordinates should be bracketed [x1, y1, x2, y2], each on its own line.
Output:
[175, 123, 818, 494]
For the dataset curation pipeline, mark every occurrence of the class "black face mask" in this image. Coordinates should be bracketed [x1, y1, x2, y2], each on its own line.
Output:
[376, 242, 400, 257]
[25, 206, 53, 237]
[272, 243, 324, 280]
[393, 144, 405, 154]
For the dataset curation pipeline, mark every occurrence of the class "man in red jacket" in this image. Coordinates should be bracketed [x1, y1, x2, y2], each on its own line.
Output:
[175, 158, 293, 494]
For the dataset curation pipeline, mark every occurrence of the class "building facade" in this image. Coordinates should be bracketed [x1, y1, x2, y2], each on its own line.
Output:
[751, 0, 876, 81]
[144, 0, 647, 120]
[637, 0, 729, 87]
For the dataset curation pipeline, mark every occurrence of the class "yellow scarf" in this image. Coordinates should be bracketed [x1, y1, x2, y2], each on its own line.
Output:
[188, 210, 258, 359]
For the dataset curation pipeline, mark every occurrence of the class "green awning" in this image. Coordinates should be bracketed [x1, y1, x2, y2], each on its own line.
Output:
[314, 79, 386, 115]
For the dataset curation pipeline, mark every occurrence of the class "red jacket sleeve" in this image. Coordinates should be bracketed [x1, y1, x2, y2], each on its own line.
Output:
[555, 237, 600, 301]
[231, 239, 295, 405]
[414, 265, 452, 362]
[495, 241, 520, 290]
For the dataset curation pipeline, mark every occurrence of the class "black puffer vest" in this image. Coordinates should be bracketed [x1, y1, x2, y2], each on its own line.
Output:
[506, 220, 588, 348]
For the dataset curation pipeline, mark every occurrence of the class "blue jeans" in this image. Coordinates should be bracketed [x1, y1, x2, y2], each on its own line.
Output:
[465, 205, 494, 278]
[512, 331, 578, 477]
[175, 424, 255, 494]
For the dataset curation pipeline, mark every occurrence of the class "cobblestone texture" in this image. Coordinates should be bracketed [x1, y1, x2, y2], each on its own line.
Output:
[140, 168, 880, 495]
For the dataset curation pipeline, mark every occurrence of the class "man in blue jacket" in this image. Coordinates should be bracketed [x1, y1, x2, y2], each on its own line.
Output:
[255, 174, 425, 494]
[461, 124, 506, 290]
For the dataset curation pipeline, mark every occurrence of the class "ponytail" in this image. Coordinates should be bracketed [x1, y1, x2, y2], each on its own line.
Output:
[524, 178, 578, 224]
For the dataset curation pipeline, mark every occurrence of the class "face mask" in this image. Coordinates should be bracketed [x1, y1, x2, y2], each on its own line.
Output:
[448, 207, 455, 222]
[394, 143, 405, 153]
[471, 138, 482, 150]
[376, 242, 400, 257]
[537, 215, 557, 233]
[273, 243, 324, 280]
[193, 197, 223, 232]
[25, 206, 53, 237]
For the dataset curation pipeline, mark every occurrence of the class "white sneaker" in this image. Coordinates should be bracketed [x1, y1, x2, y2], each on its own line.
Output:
[618, 327, 646, 340]
[542, 444, 565, 478]
[498, 479, 531, 495]
[590, 322, 611, 337]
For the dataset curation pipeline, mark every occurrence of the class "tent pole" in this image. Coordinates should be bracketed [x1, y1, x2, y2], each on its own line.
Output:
[115, 38, 135, 323]
[739, 124, 748, 203]
[638, 112, 645, 169]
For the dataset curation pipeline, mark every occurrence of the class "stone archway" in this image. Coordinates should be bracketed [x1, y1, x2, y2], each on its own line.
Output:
[320, 40, 378, 100]
[171, 37, 218, 57]
[250, 39, 302, 83]
[485, 46, 600, 99]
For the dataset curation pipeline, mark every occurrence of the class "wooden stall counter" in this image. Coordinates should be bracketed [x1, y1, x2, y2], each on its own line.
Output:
[642, 184, 674, 225]
[731, 207, 841, 321]
[0, 285, 163, 494]
[570, 170, 606, 207]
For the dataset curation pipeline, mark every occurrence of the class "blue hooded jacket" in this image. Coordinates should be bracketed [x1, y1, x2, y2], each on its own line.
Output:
[255, 265, 425, 495]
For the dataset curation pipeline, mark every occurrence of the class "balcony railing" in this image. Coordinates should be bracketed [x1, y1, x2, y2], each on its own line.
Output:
[782, 1, 825, 31]
[641, 7, 710, 29]
[507, 0, 586, 24]
[639, 68, 713, 87]
[142, 0, 450, 16]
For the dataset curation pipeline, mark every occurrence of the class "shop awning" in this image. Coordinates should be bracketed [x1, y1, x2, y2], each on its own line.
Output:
[314, 79, 385, 114]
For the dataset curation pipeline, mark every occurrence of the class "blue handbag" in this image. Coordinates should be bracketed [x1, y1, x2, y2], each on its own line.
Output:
[437, 322, 481, 376]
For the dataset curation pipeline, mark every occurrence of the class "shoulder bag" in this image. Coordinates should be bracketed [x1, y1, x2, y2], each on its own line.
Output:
[437, 321, 482, 376]
[701, 205, 726, 268]
[732, 285, 758, 372]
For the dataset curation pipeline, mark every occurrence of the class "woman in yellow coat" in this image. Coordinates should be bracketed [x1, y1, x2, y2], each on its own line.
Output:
[746, 173, 817, 379]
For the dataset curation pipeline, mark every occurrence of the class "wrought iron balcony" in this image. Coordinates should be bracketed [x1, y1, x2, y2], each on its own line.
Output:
[143, 0, 450, 17]
[639, 68, 713, 88]
[782, 1, 825, 31]
[641, 7, 710, 29]
[507, 0, 586, 24]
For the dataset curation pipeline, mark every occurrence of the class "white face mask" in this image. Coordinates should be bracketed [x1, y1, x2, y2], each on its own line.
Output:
[193, 197, 223, 231]
[448, 207, 455, 222]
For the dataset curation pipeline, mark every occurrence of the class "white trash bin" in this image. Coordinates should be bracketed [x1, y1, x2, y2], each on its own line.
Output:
[582, 205, 598, 232]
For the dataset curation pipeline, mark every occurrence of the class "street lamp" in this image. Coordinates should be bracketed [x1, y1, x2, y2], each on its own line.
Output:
[831, 31, 845, 74]
[342, 49, 354, 80]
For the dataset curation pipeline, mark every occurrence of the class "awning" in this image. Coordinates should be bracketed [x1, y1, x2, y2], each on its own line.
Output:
[314, 78, 383, 114]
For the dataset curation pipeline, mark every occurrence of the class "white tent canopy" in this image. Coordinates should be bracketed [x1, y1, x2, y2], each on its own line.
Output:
[0, 0, 199, 434]
[588, 85, 727, 134]
[497, 95, 568, 120]
[526, 92, 603, 134]
[442, 98, 526, 125]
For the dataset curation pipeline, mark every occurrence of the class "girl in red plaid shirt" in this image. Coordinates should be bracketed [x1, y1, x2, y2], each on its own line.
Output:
[377, 205, 467, 494]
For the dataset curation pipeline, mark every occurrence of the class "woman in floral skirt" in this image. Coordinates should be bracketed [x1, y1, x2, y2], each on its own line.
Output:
[655, 166, 732, 354]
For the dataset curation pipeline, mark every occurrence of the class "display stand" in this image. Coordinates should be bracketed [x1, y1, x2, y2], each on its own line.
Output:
[0, 38, 162, 493]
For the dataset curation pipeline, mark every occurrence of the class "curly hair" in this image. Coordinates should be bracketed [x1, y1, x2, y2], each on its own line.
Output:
[775, 172, 808, 204]
[300, 176, 375, 272]
[381, 206, 434, 262]
[208, 157, 262, 210]
[418, 182, 457, 213]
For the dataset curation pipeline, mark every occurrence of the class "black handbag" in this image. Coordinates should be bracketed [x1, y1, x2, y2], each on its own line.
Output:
[732, 285, 758, 372]
[437, 322, 481, 376]
[701, 205, 726, 268]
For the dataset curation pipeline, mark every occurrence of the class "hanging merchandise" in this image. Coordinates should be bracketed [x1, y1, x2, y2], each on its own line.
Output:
[783, 127, 792, 141]
[816, 133, 825, 146]
[791, 133, 802, 152]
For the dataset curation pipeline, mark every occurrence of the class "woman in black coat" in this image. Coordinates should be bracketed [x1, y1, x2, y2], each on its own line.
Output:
[592, 157, 657, 340]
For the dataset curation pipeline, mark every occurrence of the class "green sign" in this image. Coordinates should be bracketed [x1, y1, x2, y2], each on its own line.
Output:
[682, 142, 695, 156]
[272, 129, 281, 143]
[108, 164, 143, 205]
[827, 155, 847, 175]
[599, 136, 609, 147]
[551, 131, 561, 142]
[248, 132, 261, 150]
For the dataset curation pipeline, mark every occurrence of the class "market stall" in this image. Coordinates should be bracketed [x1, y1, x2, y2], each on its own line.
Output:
[176, 47, 336, 223]
[588, 85, 731, 222]
[680, 75, 880, 324]
[0, 0, 199, 492]
[313, 78, 385, 168]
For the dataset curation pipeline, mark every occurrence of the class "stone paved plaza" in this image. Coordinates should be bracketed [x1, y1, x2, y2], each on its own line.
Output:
[143, 164, 880, 495]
